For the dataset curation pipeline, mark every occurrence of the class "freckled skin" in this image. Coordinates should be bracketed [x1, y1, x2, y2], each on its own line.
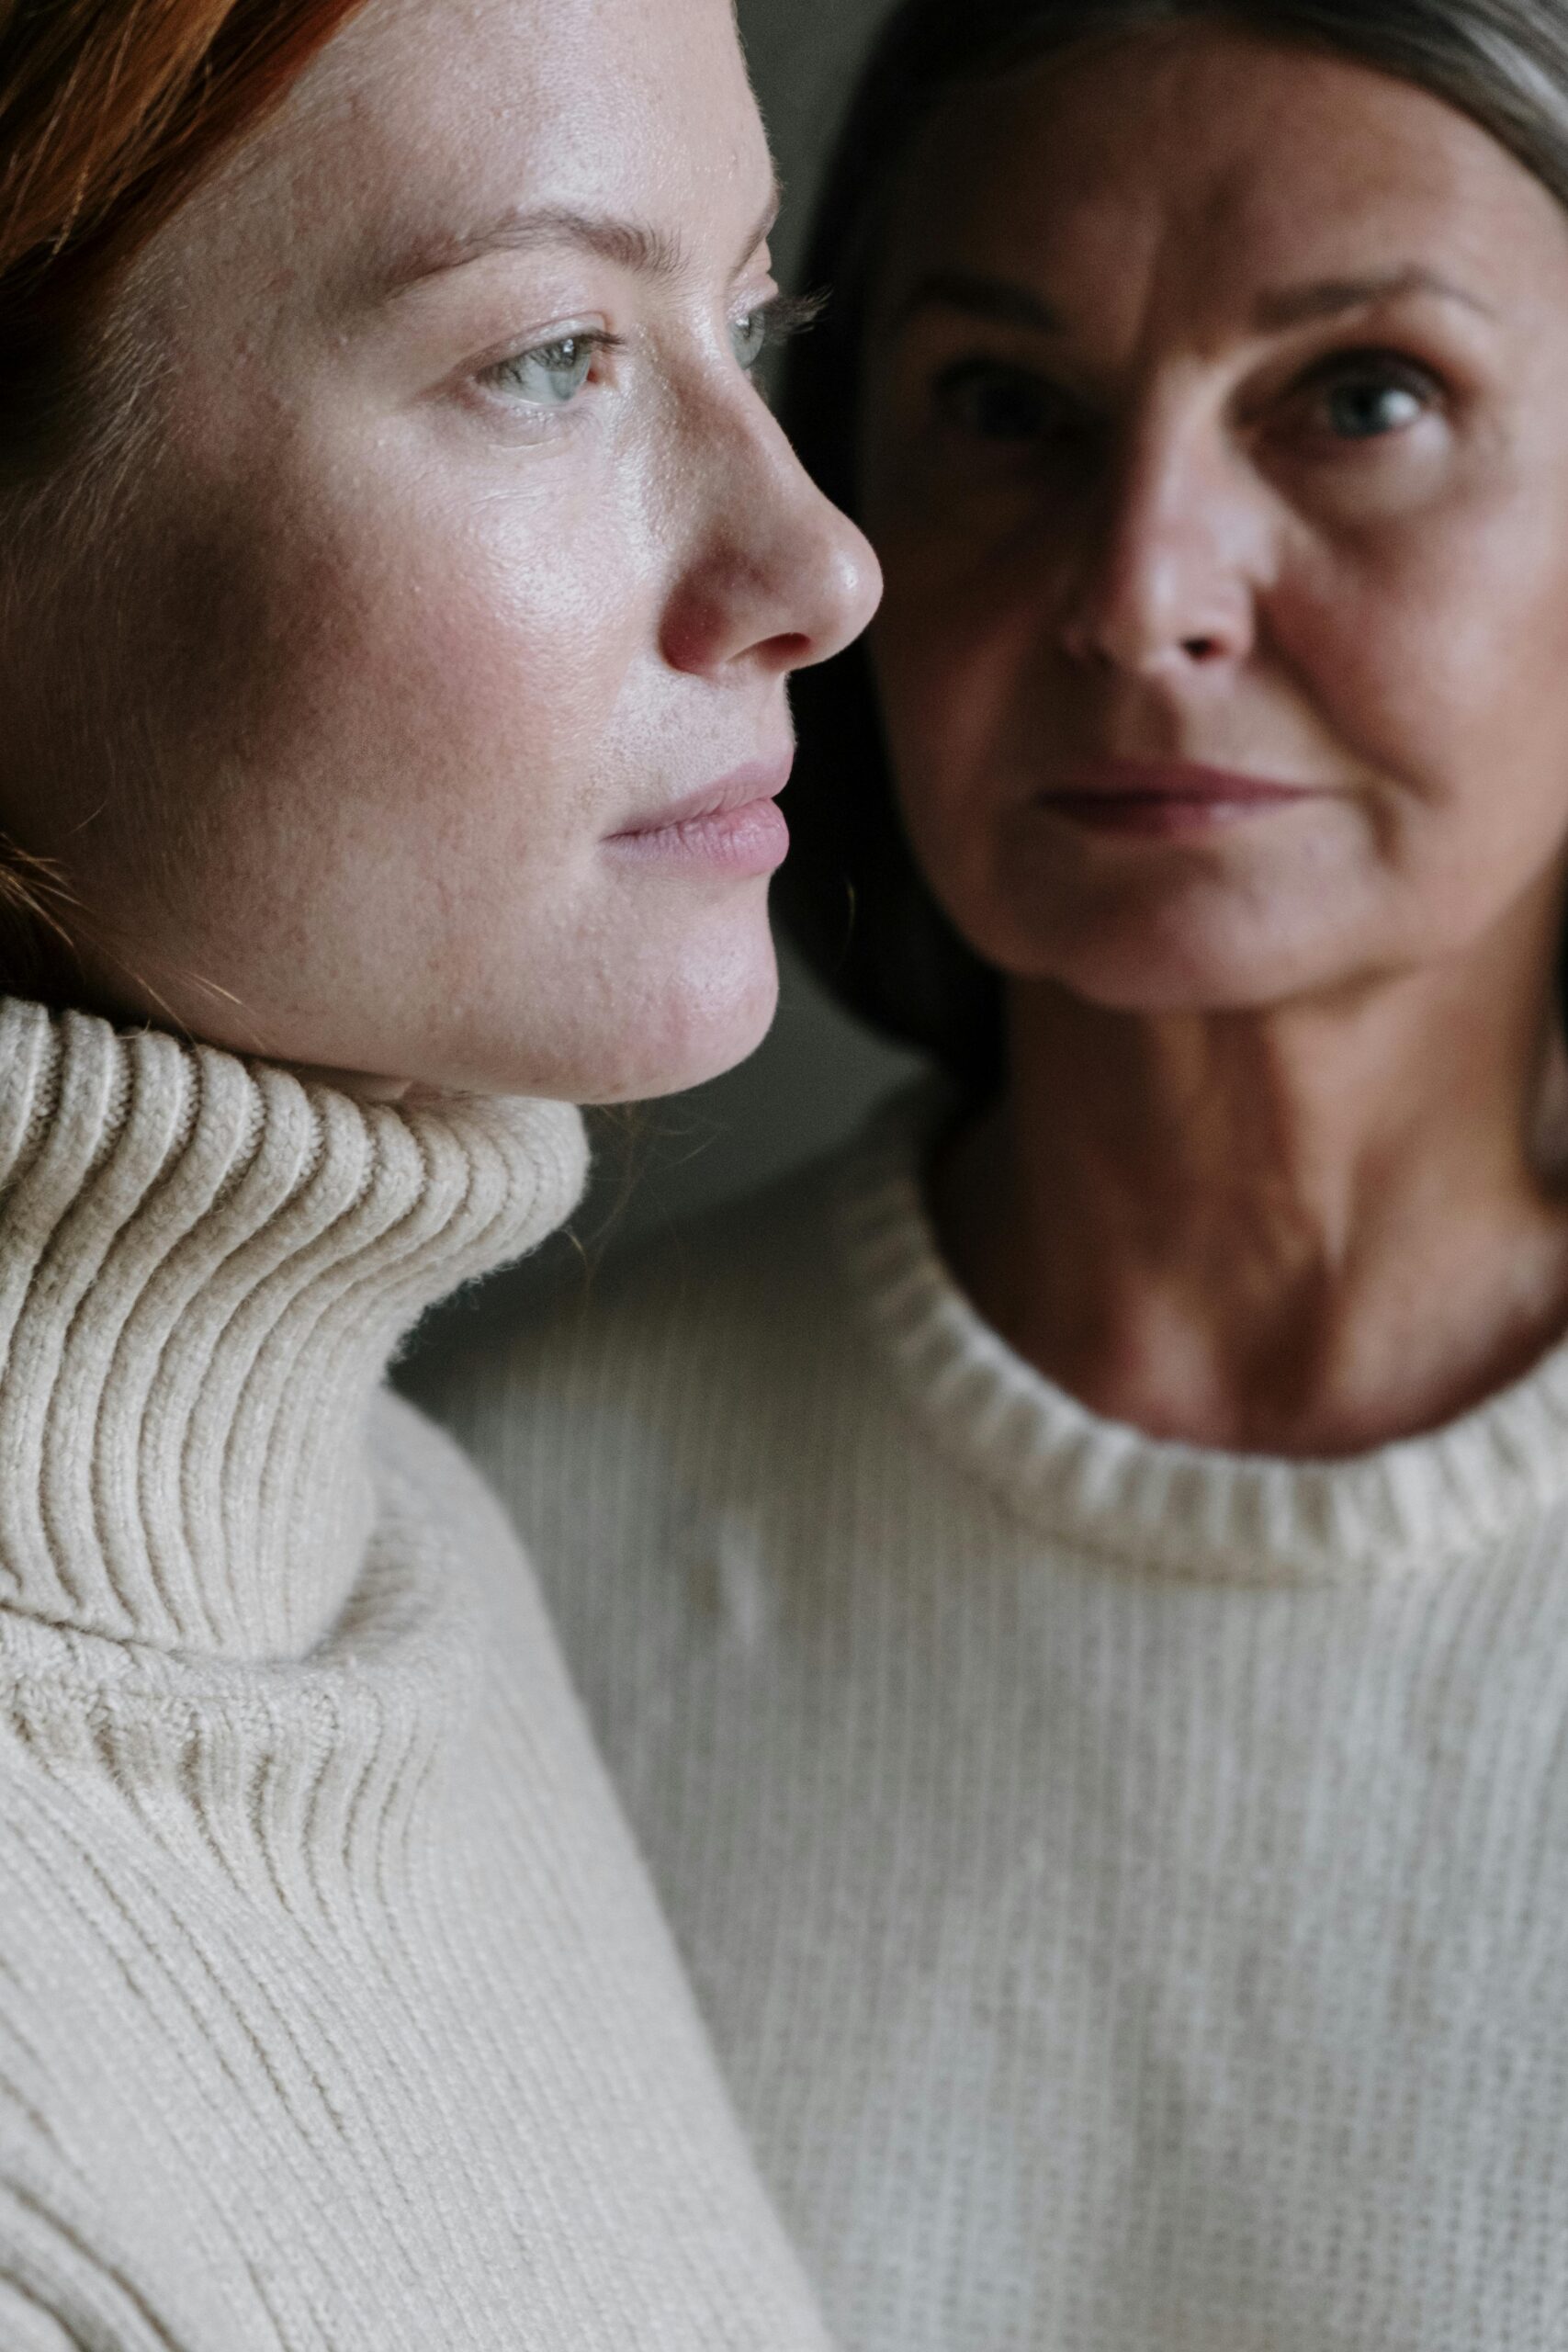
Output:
[0, 0, 879, 1098]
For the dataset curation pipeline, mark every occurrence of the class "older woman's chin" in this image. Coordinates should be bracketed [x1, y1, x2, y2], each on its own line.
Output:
[948, 853, 1393, 1022]
[1019, 913, 1332, 1016]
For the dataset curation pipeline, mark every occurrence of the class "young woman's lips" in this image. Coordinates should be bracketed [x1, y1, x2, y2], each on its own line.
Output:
[1036, 760, 1325, 838]
[606, 758, 793, 875]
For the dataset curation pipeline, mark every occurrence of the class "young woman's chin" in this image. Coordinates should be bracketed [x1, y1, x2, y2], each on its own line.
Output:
[61, 856, 784, 1106]
[572, 927, 783, 1106]
[441, 888, 784, 1105]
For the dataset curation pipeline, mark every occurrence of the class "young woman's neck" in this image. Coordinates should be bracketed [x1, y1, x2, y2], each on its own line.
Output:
[932, 916, 1568, 1457]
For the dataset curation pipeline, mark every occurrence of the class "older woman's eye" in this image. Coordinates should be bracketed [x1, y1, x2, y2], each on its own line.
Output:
[1306, 356, 1439, 443]
[483, 332, 615, 408]
[933, 358, 1079, 445]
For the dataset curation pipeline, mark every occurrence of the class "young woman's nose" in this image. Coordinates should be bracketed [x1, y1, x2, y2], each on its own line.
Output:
[660, 401, 882, 681]
[1056, 414, 1260, 682]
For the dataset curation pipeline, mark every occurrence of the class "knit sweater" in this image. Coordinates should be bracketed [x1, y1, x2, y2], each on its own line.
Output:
[413, 1082, 1568, 2352]
[0, 996, 836, 2352]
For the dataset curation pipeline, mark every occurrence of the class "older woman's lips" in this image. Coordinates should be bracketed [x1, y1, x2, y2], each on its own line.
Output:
[1038, 761, 1324, 838]
[606, 759, 792, 875]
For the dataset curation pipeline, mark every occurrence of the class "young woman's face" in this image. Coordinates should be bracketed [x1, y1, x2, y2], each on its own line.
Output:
[1, 0, 878, 1098]
[861, 29, 1568, 1018]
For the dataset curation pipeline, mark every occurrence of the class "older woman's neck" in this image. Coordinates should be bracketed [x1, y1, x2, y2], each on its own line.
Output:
[931, 941, 1568, 1457]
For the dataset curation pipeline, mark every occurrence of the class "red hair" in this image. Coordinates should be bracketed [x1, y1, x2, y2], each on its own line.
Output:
[0, 0, 370, 975]
[0, 0, 369, 445]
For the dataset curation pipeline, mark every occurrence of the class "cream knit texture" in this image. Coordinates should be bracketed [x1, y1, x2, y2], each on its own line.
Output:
[415, 1084, 1568, 2352]
[0, 997, 835, 2352]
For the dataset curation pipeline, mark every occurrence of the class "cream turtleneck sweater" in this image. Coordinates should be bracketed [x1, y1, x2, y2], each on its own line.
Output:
[415, 1083, 1568, 2352]
[0, 997, 833, 2352]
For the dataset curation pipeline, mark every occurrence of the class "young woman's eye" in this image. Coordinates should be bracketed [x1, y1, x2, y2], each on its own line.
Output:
[933, 358, 1080, 445]
[1304, 356, 1440, 443]
[730, 309, 770, 372]
[729, 292, 828, 377]
[482, 332, 612, 409]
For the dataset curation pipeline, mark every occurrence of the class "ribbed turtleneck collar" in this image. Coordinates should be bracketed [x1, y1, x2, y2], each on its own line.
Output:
[840, 1085, 1568, 1584]
[0, 998, 586, 1659]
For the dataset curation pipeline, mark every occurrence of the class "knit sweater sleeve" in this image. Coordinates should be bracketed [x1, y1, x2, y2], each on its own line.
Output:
[0, 2280, 78, 2352]
[0, 2170, 152, 2352]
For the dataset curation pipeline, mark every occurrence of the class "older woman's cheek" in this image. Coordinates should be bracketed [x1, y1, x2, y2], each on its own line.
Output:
[1283, 491, 1568, 930]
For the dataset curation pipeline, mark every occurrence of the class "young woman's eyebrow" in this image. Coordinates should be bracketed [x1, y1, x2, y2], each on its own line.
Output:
[381, 192, 781, 298]
[887, 267, 1062, 336]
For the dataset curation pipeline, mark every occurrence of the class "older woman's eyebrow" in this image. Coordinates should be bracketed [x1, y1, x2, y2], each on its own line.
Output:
[381, 193, 781, 298]
[888, 269, 1061, 335]
[887, 262, 1496, 340]
[1252, 265, 1496, 329]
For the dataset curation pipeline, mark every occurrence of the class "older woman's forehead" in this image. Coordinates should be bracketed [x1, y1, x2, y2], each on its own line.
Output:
[877, 26, 1568, 324]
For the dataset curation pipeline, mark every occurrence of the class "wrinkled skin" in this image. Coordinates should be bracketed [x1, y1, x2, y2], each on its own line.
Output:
[864, 28, 1568, 1018]
[861, 28, 1568, 1453]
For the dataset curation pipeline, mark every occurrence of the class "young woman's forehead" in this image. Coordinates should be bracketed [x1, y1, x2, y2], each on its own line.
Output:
[244, 0, 770, 277]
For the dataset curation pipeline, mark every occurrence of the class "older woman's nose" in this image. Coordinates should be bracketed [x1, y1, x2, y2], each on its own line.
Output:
[1057, 421, 1259, 681]
[660, 406, 882, 682]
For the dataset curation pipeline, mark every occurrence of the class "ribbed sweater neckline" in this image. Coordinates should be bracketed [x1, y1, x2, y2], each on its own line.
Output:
[838, 1084, 1568, 1584]
[0, 996, 586, 1660]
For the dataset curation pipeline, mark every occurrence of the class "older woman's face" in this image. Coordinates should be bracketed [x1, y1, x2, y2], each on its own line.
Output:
[862, 29, 1568, 1017]
[1, 0, 878, 1097]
